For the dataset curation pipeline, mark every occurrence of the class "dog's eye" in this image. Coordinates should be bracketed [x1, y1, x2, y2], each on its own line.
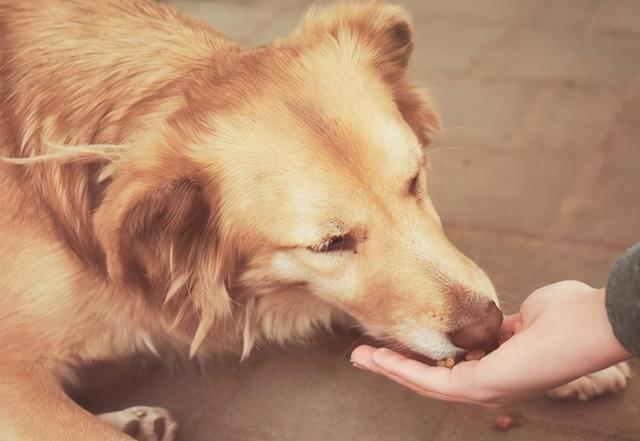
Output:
[308, 234, 353, 253]
[408, 171, 421, 196]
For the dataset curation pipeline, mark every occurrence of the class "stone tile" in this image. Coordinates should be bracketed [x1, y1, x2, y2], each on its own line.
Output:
[427, 75, 533, 149]
[589, 0, 640, 35]
[568, 121, 640, 247]
[622, 84, 640, 126]
[473, 26, 640, 92]
[433, 396, 639, 441]
[529, 0, 601, 27]
[505, 83, 621, 152]
[444, 227, 622, 313]
[427, 146, 587, 235]
[409, 16, 510, 75]
[405, 0, 537, 22]
[81, 334, 450, 441]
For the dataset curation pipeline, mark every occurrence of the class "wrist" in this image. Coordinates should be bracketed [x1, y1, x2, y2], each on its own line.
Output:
[578, 288, 630, 368]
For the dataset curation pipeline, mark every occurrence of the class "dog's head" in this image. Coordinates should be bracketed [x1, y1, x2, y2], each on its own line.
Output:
[95, 4, 501, 360]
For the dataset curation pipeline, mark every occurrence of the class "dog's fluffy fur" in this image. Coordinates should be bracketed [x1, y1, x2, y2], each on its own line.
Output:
[0, 1, 517, 439]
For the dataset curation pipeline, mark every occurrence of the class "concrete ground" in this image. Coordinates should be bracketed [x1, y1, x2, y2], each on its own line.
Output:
[81, 1, 640, 440]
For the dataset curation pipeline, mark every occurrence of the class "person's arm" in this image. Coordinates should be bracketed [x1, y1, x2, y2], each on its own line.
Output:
[606, 242, 640, 358]
[351, 281, 631, 406]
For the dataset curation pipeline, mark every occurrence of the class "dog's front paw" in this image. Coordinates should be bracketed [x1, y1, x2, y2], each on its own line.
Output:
[546, 362, 631, 401]
[98, 405, 177, 441]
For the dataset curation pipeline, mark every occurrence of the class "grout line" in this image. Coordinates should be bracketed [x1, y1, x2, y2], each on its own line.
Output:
[546, 69, 640, 240]
[444, 221, 630, 254]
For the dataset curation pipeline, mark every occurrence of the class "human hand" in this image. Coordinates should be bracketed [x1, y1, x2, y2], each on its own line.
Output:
[351, 281, 631, 406]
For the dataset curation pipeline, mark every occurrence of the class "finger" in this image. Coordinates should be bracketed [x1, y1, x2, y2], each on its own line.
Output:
[350, 345, 377, 370]
[352, 347, 479, 403]
[352, 346, 499, 406]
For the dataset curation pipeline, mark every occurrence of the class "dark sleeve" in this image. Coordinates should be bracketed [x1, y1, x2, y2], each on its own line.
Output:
[606, 242, 640, 358]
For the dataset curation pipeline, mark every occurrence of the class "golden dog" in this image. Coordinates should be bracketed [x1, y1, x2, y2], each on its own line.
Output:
[0, 1, 547, 439]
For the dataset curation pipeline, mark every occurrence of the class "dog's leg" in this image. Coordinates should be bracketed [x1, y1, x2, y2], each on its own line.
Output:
[98, 406, 177, 441]
[546, 362, 631, 401]
[0, 365, 132, 441]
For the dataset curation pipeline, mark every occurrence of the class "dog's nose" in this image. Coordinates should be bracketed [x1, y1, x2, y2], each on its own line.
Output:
[448, 300, 503, 351]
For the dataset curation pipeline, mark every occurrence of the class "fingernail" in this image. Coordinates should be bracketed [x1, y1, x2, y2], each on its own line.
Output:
[351, 362, 366, 370]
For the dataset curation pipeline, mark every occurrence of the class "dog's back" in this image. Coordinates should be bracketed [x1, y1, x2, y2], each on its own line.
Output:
[0, 0, 237, 156]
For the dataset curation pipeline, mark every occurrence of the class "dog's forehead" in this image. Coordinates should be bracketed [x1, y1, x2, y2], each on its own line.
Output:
[278, 51, 423, 182]
[287, 98, 421, 182]
[290, 47, 420, 158]
[195, 45, 426, 241]
[209, 46, 423, 179]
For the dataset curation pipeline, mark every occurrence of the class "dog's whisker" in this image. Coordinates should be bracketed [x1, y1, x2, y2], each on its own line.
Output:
[498, 300, 516, 310]
[440, 126, 488, 133]
[427, 145, 473, 155]
[425, 156, 447, 169]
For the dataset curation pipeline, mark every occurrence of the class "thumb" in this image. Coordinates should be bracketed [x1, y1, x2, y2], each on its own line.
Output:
[499, 313, 523, 343]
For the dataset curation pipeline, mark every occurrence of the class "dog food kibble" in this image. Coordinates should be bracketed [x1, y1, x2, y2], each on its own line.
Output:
[494, 415, 514, 431]
[436, 357, 455, 368]
[464, 350, 486, 361]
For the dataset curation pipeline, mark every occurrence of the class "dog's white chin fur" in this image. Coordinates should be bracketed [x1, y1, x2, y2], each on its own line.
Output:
[363, 325, 461, 360]
[401, 327, 462, 360]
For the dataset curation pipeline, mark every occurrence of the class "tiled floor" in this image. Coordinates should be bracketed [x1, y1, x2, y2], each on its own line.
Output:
[82, 1, 640, 440]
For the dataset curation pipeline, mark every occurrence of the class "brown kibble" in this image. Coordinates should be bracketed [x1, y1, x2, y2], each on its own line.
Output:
[436, 357, 455, 368]
[465, 350, 486, 361]
[495, 415, 514, 431]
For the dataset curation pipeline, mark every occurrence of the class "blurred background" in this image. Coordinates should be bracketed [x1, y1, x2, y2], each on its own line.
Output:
[84, 1, 640, 440]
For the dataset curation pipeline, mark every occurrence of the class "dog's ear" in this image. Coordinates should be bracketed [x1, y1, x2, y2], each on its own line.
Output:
[298, 3, 414, 71]
[94, 153, 233, 356]
[296, 3, 441, 145]
[94, 156, 211, 284]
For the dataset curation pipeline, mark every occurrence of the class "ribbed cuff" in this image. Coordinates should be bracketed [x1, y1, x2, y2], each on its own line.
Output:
[605, 242, 640, 358]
